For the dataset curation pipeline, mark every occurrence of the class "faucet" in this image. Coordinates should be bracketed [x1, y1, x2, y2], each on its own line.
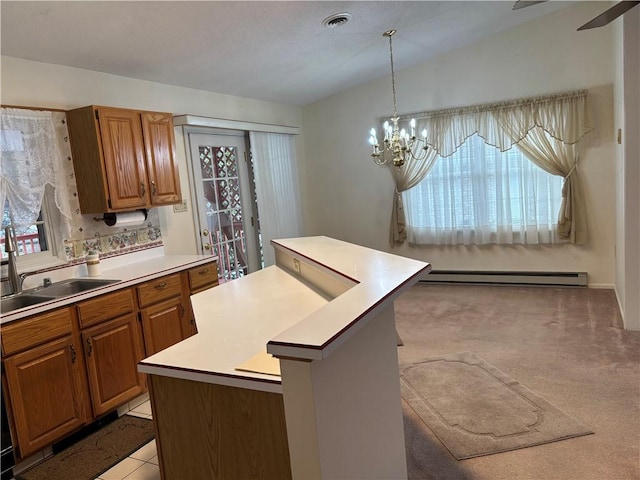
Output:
[4, 226, 24, 296]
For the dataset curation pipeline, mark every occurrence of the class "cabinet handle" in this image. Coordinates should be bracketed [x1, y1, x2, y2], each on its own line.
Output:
[140, 182, 146, 198]
[151, 181, 157, 196]
[198, 268, 209, 276]
[154, 282, 167, 290]
[179, 304, 185, 318]
[86, 338, 93, 356]
[70, 344, 77, 363]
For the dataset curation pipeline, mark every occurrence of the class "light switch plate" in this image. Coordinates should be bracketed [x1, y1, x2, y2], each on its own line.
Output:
[173, 201, 188, 213]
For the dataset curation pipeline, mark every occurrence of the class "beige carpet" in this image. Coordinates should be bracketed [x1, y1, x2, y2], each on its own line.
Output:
[400, 351, 593, 460]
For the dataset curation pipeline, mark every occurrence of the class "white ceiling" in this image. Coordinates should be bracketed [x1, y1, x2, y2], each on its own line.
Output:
[1, 1, 578, 106]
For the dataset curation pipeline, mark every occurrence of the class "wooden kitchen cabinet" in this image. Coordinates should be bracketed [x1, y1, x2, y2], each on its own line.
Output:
[2, 307, 90, 458]
[67, 105, 181, 214]
[0, 261, 218, 460]
[81, 314, 146, 416]
[181, 261, 219, 331]
[137, 273, 194, 356]
[77, 289, 146, 416]
[187, 261, 219, 294]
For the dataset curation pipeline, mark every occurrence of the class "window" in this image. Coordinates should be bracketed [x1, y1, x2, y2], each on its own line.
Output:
[1, 197, 55, 262]
[403, 134, 563, 245]
[1, 108, 71, 270]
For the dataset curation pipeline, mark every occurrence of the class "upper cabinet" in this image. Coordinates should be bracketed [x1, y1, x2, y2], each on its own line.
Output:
[67, 106, 182, 214]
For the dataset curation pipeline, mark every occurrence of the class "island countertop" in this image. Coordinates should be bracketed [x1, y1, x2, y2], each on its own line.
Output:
[138, 236, 431, 393]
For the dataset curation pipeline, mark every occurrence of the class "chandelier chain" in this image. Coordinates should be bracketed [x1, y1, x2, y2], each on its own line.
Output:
[388, 33, 398, 118]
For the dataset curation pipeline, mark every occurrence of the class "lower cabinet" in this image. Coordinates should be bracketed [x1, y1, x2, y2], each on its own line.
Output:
[136, 273, 195, 357]
[82, 314, 146, 416]
[140, 297, 191, 357]
[2, 308, 90, 458]
[1, 260, 219, 460]
[78, 289, 146, 417]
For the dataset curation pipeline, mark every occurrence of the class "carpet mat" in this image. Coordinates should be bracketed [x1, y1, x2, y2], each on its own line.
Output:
[17, 414, 155, 480]
[400, 351, 593, 459]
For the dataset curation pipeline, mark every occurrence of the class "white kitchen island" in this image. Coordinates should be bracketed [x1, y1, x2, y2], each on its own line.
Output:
[138, 236, 430, 480]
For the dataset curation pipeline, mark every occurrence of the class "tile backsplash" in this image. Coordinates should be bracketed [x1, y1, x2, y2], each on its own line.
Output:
[63, 222, 162, 261]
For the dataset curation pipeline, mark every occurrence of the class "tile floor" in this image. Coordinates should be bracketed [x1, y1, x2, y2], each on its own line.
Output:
[94, 400, 159, 480]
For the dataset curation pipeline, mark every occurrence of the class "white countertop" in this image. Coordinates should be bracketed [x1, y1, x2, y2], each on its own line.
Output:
[138, 236, 431, 393]
[0, 249, 217, 324]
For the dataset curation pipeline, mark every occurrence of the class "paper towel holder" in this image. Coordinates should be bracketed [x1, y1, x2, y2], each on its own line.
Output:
[94, 209, 148, 227]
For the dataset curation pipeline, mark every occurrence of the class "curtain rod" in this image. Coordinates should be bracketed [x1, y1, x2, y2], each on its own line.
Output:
[1, 104, 67, 113]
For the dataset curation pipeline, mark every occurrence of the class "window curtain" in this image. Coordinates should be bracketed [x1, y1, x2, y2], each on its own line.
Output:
[500, 128, 586, 244]
[390, 90, 590, 244]
[1, 108, 72, 233]
[249, 132, 303, 267]
[391, 146, 439, 243]
[403, 134, 564, 245]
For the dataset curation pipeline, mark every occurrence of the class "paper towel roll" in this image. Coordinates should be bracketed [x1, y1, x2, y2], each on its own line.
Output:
[103, 209, 148, 227]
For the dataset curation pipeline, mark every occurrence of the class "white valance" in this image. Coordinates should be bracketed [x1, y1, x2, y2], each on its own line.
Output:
[398, 90, 590, 158]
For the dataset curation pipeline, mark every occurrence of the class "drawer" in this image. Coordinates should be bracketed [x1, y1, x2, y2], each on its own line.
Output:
[77, 289, 135, 329]
[188, 262, 219, 293]
[137, 273, 182, 308]
[2, 307, 74, 355]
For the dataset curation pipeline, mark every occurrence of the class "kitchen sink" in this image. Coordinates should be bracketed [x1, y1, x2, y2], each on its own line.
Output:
[37, 278, 120, 297]
[1, 278, 121, 315]
[1, 294, 58, 312]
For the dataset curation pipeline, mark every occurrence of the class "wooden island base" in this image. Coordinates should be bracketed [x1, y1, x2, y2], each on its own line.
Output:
[148, 375, 291, 479]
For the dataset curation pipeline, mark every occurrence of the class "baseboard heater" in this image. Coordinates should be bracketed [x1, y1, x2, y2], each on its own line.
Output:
[419, 270, 588, 287]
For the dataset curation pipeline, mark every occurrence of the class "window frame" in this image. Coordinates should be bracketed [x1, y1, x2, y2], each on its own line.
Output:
[1, 188, 66, 274]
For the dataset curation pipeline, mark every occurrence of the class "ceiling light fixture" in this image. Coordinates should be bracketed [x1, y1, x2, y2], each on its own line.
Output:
[369, 30, 429, 168]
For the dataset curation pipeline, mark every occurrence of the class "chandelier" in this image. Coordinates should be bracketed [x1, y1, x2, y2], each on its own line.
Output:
[368, 30, 429, 168]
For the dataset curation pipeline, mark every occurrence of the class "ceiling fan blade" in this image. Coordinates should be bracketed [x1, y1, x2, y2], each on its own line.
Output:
[577, 1, 640, 30]
[512, 0, 547, 11]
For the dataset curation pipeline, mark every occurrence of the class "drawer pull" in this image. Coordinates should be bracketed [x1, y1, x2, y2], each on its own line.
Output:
[198, 268, 209, 276]
[154, 282, 167, 290]
[70, 344, 77, 363]
[86, 338, 93, 356]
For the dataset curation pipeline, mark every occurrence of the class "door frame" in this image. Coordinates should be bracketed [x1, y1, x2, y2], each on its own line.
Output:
[184, 126, 261, 275]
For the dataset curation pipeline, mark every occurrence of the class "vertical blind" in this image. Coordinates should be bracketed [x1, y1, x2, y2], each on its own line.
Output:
[249, 132, 303, 267]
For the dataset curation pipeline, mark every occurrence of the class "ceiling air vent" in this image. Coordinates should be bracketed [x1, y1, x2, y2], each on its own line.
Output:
[322, 13, 352, 28]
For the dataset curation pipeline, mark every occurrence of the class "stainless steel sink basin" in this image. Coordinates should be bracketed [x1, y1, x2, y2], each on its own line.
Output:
[1, 278, 120, 315]
[37, 278, 120, 297]
[1, 294, 58, 312]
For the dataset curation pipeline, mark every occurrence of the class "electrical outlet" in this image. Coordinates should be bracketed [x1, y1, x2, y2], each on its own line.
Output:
[293, 258, 301, 274]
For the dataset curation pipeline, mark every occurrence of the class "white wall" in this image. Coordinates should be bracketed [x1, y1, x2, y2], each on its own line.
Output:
[302, 3, 617, 287]
[613, 8, 640, 330]
[0, 56, 304, 256]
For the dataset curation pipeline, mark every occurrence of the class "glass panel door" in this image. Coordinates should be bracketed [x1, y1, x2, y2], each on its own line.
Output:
[188, 132, 259, 281]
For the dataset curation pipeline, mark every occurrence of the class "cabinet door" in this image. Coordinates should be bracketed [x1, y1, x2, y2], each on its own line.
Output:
[97, 107, 149, 210]
[140, 297, 194, 356]
[82, 314, 145, 416]
[141, 112, 181, 206]
[4, 336, 89, 457]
